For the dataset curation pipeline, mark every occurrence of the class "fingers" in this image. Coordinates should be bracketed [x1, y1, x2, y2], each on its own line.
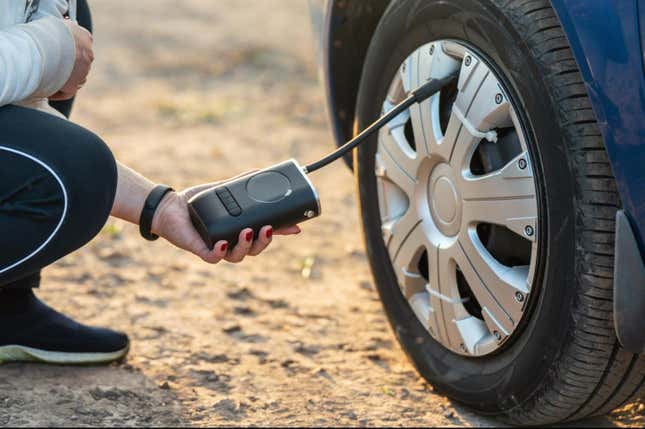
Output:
[219, 225, 301, 263]
[49, 91, 75, 101]
[225, 228, 254, 263]
[197, 240, 229, 264]
[275, 225, 301, 235]
[248, 226, 273, 256]
[79, 25, 93, 41]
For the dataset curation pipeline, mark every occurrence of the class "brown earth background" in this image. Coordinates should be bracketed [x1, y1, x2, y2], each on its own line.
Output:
[1, 1, 643, 426]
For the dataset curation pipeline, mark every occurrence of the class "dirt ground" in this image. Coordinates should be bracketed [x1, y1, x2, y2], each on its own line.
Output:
[1, 1, 642, 427]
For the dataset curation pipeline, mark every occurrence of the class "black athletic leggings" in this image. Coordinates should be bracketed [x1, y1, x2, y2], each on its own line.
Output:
[0, 105, 117, 289]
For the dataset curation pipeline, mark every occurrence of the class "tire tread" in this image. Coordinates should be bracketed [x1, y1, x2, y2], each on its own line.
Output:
[498, 0, 643, 424]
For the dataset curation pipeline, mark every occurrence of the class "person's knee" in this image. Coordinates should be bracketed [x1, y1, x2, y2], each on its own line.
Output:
[82, 131, 117, 208]
[84, 133, 117, 223]
[64, 129, 117, 238]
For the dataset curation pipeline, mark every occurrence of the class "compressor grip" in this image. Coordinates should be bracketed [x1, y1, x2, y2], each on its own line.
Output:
[188, 159, 320, 249]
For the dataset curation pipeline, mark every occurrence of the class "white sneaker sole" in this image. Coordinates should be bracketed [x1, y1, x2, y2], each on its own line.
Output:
[0, 344, 129, 365]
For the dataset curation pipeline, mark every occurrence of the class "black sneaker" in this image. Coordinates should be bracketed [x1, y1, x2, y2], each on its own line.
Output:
[0, 289, 129, 364]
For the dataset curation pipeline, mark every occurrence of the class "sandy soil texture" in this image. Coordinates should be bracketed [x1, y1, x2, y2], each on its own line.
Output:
[1, 1, 642, 426]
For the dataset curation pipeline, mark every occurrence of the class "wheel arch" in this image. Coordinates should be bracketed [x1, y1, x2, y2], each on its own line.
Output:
[321, 0, 391, 164]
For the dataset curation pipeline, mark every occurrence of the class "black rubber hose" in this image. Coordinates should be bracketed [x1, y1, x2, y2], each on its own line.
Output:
[304, 73, 458, 174]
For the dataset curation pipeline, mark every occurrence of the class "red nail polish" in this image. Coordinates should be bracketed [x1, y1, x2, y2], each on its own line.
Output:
[220, 243, 228, 252]
[266, 228, 273, 239]
[246, 231, 253, 242]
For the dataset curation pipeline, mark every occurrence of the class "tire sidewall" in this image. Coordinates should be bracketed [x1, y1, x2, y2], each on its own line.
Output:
[355, 0, 577, 412]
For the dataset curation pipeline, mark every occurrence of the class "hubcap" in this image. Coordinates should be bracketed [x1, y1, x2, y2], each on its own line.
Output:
[375, 41, 539, 357]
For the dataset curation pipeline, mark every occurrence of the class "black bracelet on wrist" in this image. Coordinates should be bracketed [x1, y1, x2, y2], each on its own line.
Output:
[139, 185, 174, 241]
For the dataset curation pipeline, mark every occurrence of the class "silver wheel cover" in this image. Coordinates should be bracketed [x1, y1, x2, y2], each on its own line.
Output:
[376, 41, 539, 357]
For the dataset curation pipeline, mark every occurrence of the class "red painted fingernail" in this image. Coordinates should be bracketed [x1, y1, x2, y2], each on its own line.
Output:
[266, 228, 273, 239]
[220, 243, 228, 252]
[245, 231, 253, 242]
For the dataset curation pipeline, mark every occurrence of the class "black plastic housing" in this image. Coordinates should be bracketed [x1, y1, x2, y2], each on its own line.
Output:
[188, 159, 320, 248]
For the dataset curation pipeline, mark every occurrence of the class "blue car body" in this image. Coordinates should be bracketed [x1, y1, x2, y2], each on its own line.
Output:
[309, 0, 645, 351]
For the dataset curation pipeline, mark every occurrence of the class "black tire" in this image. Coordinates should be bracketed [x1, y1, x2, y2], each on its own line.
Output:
[354, 0, 644, 425]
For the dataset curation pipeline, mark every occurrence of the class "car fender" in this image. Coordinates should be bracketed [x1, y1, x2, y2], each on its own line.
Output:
[550, 0, 645, 252]
[551, 0, 645, 354]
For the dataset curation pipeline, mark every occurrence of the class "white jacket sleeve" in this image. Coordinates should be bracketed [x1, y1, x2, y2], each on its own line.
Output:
[32, 0, 77, 21]
[0, 4, 75, 106]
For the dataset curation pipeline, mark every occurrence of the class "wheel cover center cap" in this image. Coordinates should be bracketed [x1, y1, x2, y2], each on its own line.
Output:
[433, 177, 458, 222]
[427, 163, 462, 237]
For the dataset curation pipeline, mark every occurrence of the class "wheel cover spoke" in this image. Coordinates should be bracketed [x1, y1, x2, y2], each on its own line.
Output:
[413, 42, 462, 157]
[462, 195, 537, 242]
[435, 245, 475, 351]
[460, 151, 535, 201]
[453, 238, 521, 336]
[375, 133, 417, 198]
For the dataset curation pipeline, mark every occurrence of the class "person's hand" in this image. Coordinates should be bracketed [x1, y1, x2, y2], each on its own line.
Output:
[150, 175, 301, 264]
[49, 19, 94, 101]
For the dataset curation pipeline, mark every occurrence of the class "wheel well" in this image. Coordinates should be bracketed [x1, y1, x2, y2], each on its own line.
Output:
[325, 0, 391, 149]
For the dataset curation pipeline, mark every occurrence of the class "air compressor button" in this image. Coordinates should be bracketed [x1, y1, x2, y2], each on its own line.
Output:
[216, 188, 242, 216]
[246, 171, 292, 203]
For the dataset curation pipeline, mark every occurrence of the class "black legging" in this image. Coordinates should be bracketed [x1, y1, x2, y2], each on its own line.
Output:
[0, 105, 117, 289]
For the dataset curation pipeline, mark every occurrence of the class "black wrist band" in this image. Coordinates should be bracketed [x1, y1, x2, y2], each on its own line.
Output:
[139, 185, 174, 241]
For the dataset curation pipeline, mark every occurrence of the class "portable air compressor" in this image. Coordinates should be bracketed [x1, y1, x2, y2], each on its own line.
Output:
[188, 74, 456, 248]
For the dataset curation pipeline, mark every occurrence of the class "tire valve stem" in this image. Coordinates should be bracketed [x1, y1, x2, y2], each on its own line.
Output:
[525, 225, 535, 237]
[493, 331, 502, 341]
[464, 55, 472, 66]
[495, 93, 504, 104]
[429, 44, 435, 55]
[518, 158, 527, 169]
[515, 291, 525, 303]
[460, 343, 468, 353]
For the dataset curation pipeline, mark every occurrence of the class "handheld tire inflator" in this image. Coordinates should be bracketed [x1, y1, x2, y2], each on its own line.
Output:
[188, 75, 456, 248]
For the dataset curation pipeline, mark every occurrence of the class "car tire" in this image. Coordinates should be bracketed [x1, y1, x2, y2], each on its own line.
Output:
[353, 0, 644, 425]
